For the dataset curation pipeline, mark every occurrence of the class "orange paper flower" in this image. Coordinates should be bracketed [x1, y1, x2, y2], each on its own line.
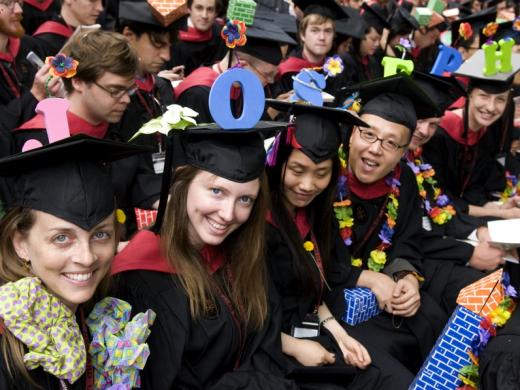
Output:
[459, 22, 473, 41]
[45, 54, 78, 78]
[482, 22, 499, 38]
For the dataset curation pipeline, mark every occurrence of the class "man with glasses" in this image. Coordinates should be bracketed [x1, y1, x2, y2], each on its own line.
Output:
[332, 75, 447, 375]
[175, 17, 295, 123]
[10, 30, 161, 239]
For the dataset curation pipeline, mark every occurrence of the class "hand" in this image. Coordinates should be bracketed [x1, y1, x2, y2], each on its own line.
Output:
[287, 338, 336, 367]
[266, 90, 294, 119]
[30, 64, 64, 100]
[510, 140, 520, 156]
[323, 319, 371, 369]
[468, 241, 505, 271]
[500, 195, 520, 209]
[157, 65, 185, 82]
[476, 226, 492, 242]
[366, 271, 397, 313]
[390, 275, 421, 317]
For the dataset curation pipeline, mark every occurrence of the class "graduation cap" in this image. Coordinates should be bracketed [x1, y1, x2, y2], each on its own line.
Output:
[0, 134, 151, 231]
[361, 3, 390, 35]
[236, 18, 297, 65]
[344, 74, 440, 131]
[293, 0, 350, 20]
[389, 7, 420, 34]
[118, 1, 187, 29]
[494, 20, 520, 44]
[254, 9, 298, 37]
[454, 47, 520, 93]
[336, 17, 367, 41]
[413, 71, 467, 114]
[450, 8, 497, 47]
[264, 99, 369, 163]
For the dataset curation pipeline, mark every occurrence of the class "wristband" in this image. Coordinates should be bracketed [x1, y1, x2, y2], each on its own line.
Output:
[319, 316, 334, 326]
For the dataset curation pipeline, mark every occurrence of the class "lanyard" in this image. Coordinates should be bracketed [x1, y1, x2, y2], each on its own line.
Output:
[351, 197, 388, 258]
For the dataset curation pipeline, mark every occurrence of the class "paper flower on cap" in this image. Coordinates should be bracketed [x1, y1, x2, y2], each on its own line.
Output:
[130, 104, 198, 141]
[482, 22, 499, 38]
[514, 16, 520, 32]
[395, 38, 416, 59]
[459, 22, 473, 41]
[323, 55, 344, 78]
[221, 19, 247, 49]
[45, 54, 78, 78]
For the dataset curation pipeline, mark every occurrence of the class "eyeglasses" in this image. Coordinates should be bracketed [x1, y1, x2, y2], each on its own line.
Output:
[92, 80, 137, 99]
[247, 62, 277, 84]
[357, 127, 408, 152]
[0, 0, 23, 11]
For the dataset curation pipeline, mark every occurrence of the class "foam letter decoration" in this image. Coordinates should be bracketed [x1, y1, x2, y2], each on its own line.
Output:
[381, 57, 414, 77]
[292, 69, 326, 106]
[483, 38, 514, 76]
[208, 68, 265, 130]
[22, 98, 71, 152]
[430, 44, 463, 76]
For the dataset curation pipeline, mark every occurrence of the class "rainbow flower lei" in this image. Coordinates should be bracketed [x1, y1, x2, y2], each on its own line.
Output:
[334, 145, 400, 272]
[457, 273, 517, 390]
[405, 150, 456, 225]
[499, 171, 520, 203]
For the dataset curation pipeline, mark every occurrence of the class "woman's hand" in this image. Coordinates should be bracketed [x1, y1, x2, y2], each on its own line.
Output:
[323, 319, 371, 369]
[390, 274, 421, 317]
[361, 271, 397, 313]
[282, 333, 335, 367]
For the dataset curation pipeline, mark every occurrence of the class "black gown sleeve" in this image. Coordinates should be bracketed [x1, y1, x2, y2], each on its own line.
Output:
[176, 86, 213, 123]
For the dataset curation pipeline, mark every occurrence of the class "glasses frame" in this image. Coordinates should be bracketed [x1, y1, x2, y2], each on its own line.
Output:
[356, 127, 409, 152]
[92, 80, 137, 99]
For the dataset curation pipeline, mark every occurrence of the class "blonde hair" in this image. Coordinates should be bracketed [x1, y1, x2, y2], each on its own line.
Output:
[160, 166, 269, 330]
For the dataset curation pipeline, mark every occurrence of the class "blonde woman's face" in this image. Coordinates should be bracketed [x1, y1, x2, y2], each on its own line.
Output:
[12, 211, 116, 311]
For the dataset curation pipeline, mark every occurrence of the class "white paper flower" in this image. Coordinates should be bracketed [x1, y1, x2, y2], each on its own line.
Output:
[130, 104, 199, 141]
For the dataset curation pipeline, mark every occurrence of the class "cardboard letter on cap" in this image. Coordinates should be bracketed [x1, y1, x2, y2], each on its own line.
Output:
[147, 0, 188, 27]
[381, 57, 414, 77]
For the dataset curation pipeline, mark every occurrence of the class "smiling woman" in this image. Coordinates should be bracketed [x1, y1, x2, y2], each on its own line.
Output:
[0, 129, 152, 389]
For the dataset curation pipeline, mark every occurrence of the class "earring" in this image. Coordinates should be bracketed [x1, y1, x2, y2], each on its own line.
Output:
[22, 259, 31, 273]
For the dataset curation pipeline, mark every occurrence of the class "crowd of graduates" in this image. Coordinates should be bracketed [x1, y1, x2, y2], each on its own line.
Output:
[0, 0, 520, 388]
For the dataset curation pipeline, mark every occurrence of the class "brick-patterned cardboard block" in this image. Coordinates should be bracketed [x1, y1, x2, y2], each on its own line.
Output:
[413, 7, 433, 26]
[410, 305, 482, 390]
[147, 0, 188, 27]
[227, 0, 257, 25]
[341, 287, 382, 326]
[456, 268, 503, 318]
[135, 208, 158, 230]
[427, 0, 445, 13]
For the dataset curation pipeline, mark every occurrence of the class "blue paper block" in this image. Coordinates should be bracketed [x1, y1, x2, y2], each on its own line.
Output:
[409, 306, 482, 390]
[341, 287, 382, 326]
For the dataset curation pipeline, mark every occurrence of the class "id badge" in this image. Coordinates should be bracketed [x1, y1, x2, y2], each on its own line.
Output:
[422, 216, 432, 231]
[291, 313, 320, 339]
[152, 151, 166, 174]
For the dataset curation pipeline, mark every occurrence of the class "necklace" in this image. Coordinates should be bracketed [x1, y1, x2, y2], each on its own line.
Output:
[405, 148, 456, 225]
[334, 145, 400, 272]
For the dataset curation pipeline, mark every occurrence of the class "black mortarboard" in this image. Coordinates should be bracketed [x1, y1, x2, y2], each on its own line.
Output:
[413, 71, 467, 114]
[345, 75, 439, 131]
[264, 99, 369, 163]
[454, 48, 520, 93]
[254, 9, 298, 37]
[494, 21, 520, 44]
[236, 19, 296, 65]
[293, 0, 350, 20]
[118, 1, 187, 29]
[450, 8, 496, 47]
[336, 17, 367, 41]
[389, 7, 420, 34]
[0, 134, 150, 230]
[361, 3, 390, 35]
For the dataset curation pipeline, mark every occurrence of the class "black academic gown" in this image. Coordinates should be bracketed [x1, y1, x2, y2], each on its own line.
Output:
[333, 162, 447, 374]
[167, 23, 227, 77]
[334, 53, 383, 103]
[32, 15, 74, 57]
[266, 215, 414, 389]
[479, 262, 520, 390]
[112, 231, 298, 390]
[422, 111, 506, 213]
[22, 0, 60, 36]
[405, 153, 486, 314]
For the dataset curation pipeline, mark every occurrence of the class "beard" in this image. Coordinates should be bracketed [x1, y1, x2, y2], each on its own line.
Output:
[0, 14, 24, 38]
